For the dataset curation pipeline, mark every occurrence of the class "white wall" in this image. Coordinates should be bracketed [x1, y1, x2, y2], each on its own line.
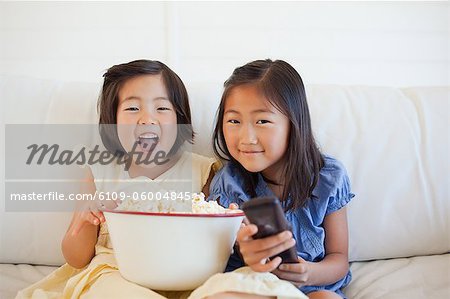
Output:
[0, 1, 448, 87]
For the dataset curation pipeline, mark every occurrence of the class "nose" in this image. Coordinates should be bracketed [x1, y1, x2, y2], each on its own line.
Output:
[239, 124, 258, 145]
[138, 109, 157, 125]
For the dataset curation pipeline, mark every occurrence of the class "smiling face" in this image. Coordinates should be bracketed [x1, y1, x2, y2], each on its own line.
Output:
[116, 74, 177, 166]
[223, 84, 291, 181]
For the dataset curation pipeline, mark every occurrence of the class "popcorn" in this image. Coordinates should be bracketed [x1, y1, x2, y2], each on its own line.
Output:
[191, 193, 226, 214]
[115, 192, 228, 214]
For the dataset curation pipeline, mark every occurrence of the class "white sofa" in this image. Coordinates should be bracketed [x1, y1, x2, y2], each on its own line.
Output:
[0, 75, 448, 299]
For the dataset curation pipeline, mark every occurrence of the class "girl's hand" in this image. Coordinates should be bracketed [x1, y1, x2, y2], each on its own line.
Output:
[70, 199, 119, 236]
[236, 224, 296, 272]
[272, 256, 310, 288]
[228, 203, 239, 210]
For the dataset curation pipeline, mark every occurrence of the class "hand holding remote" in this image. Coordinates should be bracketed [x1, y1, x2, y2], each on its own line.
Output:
[236, 197, 298, 272]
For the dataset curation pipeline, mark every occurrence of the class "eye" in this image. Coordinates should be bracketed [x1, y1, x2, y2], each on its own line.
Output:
[124, 106, 139, 111]
[227, 119, 240, 124]
[256, 120, 271, 124]
[157, 107, 172, 111]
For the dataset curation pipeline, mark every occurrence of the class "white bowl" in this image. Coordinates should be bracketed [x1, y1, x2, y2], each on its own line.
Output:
[103, 209, 244, 291]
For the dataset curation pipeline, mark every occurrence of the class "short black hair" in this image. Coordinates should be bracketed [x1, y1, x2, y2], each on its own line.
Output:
[98, 59, 194, 156]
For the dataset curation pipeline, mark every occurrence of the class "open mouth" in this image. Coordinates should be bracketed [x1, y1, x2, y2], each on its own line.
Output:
[137, 132, 159, 152]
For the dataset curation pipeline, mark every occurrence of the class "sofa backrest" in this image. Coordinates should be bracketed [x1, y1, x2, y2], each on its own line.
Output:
[0, 75, 448, 265]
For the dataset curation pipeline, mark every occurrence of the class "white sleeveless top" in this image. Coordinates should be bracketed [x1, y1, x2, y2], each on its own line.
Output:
[90, 151, 216, 199]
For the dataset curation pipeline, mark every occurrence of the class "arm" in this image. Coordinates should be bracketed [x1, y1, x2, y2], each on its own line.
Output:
[305, 207, 349, 285]
[273, 207, 349, 287]
[61, 167, 103, 269]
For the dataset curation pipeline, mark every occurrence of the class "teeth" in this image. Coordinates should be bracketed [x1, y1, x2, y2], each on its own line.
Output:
[139, 133, 158, 139]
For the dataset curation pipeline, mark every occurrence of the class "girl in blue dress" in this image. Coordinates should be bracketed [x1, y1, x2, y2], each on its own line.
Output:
[209, 59, 355, 299]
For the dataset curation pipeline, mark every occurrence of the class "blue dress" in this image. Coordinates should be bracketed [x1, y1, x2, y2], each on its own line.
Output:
[208, 155, 355, 298]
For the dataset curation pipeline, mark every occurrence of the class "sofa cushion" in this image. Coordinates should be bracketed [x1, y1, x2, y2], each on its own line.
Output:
[343, 253, 450, 298]
[307, 85, 449, 261]
[1, 255, 448, 299]
[0, 264, 57, 299]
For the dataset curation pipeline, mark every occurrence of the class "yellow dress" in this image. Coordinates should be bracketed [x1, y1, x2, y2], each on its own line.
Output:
[16, 152, 306, 299]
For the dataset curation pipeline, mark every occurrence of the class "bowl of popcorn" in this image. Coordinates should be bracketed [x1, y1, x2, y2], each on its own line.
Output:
[102, 193, 244, 291]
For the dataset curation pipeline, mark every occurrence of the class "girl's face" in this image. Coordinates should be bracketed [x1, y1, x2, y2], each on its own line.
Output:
[223, 84, 290, 182]
[116, 74, 177, 165]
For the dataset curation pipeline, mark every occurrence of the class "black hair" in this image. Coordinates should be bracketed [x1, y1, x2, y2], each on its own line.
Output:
[213, 59, 324, 211]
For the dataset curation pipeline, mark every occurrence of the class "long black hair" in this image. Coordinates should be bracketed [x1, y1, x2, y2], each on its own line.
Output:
[213, 59, 324, 211]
